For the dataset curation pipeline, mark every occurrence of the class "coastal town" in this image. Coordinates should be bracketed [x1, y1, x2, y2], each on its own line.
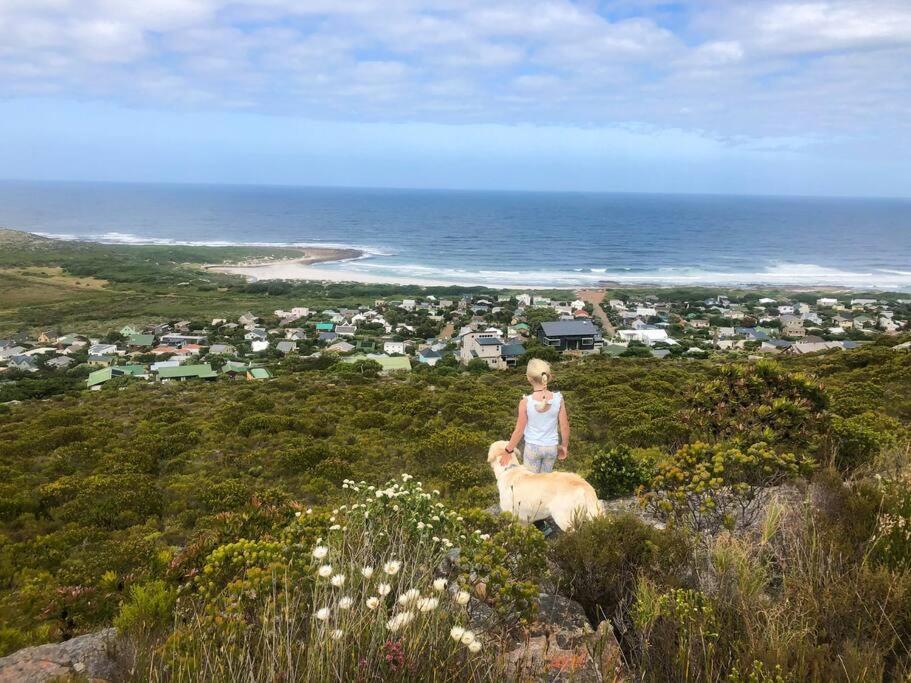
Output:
[1, 290, 909, 392]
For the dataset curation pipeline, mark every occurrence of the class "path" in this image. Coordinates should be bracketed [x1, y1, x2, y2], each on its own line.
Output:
[577, 289, 616, 337]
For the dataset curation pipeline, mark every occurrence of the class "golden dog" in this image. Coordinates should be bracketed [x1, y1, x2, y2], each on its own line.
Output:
[487, 440, 602, 531]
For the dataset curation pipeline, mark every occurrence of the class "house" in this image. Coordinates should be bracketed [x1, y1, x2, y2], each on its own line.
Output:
[127, 334, 156, 347]
[246, 368, 273, 380]
[417, 348, 442, 366]
[238, 312, 258, 326]
[208, 344, 237, 356]
[538, 320, 603, 353]
[88, 343, 118, 356]
[46, 356, 75, 370]
[87, 354, 115, 367]
[327, 341, 356, 353]
[778, 305, 795, 315]
[466, 336, 505, 368]
[785, 341, 849, 355]
[315, 322, 335, 332]
[244, 328, 268, 341]
[617, 328, 671, 346]
[151, 359, 182, 372]
[160, 334, 208, 346]
[817, 298, 839, 308]
[286, 329, 307, 341]
[760, 339, 792, 353]
[86, 365, 147, 388]
[459, 331, 501, 365]
[853, 315, 874, 329]
[8, 355, 38, 372]
[779, 315, 805, 337]
[119, 325, 140, 337]
[0, 345, 26, 360]
[37, 330, 56, 344]
[335, 323, 357, 337]
[157, 364, 218, 381]
[383, 341, 407, 355]
[221, 361, 251, 378]
[251, 340, 269, 353]
[276, 341, 297, 354]
[499, 342, 526, 367]
[318, 332, 338, 344]
[688, 319, 710, 329]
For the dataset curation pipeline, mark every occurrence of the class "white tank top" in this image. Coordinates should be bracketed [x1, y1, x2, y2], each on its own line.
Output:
[524, 391, 562, 446]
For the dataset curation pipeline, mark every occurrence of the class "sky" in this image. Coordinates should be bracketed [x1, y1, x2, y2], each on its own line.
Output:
[0, 0, 909, 197]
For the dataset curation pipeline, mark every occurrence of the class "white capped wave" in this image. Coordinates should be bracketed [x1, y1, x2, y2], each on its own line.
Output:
[310, 259, 911, 289]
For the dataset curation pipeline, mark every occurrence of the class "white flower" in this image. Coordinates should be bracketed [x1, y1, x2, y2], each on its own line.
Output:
[479, 533, 490, 541]
[315, 607, 330, 621]
[468, 640, 482, 653]
[417, 522, 425, 530]
[317, 564, 332, 578]
[329, 524, 341, 531]
[377, 583, 392, 596]
[461, 630, 476, 646]
[450, 626, 465, 641]
[383, 560, 401, 576]
[366, 596, 380, 610]
[401, 473, 413, 481]
[306, 508, 312, 514]
[455, 591, 470, 606]
[338, 596, 353, 610]
[417, 597, 438, 612]
[433, 578, 447, 592]
[398, 588, 420, 606]
[330, 629, 343, 640]
[294, 511, 302, 517]
[330, 574, 346, 588]
[361, 566, 374, 579]
[312, 546, 329, 560]
[386, 611, 415, 632]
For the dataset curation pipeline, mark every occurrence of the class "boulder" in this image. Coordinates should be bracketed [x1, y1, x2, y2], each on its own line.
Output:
[0, 629, 126, 683]
[504, 594, 603, 682]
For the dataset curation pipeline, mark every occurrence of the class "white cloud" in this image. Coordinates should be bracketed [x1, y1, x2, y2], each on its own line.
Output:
[0, 0, 907, 153]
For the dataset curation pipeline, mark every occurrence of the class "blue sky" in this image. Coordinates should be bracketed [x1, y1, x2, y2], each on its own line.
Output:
[1, 0, 909, 196]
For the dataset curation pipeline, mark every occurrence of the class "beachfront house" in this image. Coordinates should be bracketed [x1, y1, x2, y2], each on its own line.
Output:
[538, 320, 603, 353]
[383, 340, 407, 355]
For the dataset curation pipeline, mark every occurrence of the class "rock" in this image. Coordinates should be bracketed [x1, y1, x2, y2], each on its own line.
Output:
[594, 620, 624, 679]
[504, 594, 601, 682]
[0, 629, 126, 683]
[599, 497, 665, 529]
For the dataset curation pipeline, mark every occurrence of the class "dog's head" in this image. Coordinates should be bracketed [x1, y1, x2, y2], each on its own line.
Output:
[487, 440, 518, 473]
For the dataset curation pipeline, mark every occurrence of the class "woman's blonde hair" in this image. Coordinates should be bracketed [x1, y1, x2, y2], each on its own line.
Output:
[526, 358, 552, 388]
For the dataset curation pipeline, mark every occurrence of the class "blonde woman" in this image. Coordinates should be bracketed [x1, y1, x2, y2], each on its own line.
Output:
[500, 358, 570, 473]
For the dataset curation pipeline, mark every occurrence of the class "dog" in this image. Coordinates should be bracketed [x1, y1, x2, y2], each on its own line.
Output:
[487, 440, 602, 531]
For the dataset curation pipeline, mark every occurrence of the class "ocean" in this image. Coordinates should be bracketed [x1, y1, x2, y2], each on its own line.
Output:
[1, 180, 910, 289]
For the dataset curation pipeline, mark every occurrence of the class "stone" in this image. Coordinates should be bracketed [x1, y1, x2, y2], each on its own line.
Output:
[0, 628, 126, 683]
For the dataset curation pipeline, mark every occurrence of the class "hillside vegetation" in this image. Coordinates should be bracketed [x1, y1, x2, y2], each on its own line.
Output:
[1, 345, 910, 680]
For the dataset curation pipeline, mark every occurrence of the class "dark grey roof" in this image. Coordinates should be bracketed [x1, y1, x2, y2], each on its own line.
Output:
[500, 343, 525, 357]
[419, 348, 442, 358]
[540, 320, 599, 337]
[477, 337, 501, 346]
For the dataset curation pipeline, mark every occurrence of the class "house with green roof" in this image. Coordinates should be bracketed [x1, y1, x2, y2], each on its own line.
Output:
[127, 333, 156, 347]
[221, 360, 251, 377]
[156, 364, 218, 381]
[315, 322, 335, 332]
[86, 365, 148, 389]
[120, 325, 141, 337]
[246, 367, 273, 380]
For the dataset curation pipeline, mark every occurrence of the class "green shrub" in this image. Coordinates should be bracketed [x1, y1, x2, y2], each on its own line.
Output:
[829, 411, 902, 471]
[589, 446, 656, 500]
[113, 580, 176, 639]
[639, 441, 812, 534]
[550, 514, 691, 624]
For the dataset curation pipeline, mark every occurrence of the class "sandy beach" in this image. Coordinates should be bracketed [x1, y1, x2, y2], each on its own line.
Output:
[206, 247, 364, 279]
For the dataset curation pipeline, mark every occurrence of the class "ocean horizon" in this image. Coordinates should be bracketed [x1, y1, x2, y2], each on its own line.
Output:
[2, 179, 910, 290]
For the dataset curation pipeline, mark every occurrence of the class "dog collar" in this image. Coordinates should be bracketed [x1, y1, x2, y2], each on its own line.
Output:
[503, 464, 520, 471]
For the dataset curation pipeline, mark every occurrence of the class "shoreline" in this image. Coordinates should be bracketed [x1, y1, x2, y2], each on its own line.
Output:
[204, 247, 363, 277]
[209, 258, 910, 292]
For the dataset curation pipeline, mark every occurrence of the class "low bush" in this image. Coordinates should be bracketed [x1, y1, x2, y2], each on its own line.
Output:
[588, 446, 656, 500]
[639, 441, 812, 534]
[113, 580, 176, 640]
[550, 514, 691, 625]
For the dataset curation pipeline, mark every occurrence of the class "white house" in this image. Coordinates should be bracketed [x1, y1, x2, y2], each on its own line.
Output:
[817, 298, 838, 308]
[636, 306, 657, 318]
[778, 305, 795, 315]
[383, 341, 407, 355]
[251, 340, 269, 353]
[617, 328, 674, 346]
[571, 299, 586, 310]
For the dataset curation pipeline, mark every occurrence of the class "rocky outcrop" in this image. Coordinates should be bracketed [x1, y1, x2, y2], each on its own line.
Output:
[0, 629, 127, 683]
[504, 593, 624, 682]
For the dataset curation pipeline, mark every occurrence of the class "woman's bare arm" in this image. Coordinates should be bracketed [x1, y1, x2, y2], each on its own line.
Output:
[501, 398, 528, 464]
[558, 401, 570, 460]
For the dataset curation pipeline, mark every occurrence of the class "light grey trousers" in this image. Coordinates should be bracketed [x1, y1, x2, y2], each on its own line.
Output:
[522, 443, 559, 473]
